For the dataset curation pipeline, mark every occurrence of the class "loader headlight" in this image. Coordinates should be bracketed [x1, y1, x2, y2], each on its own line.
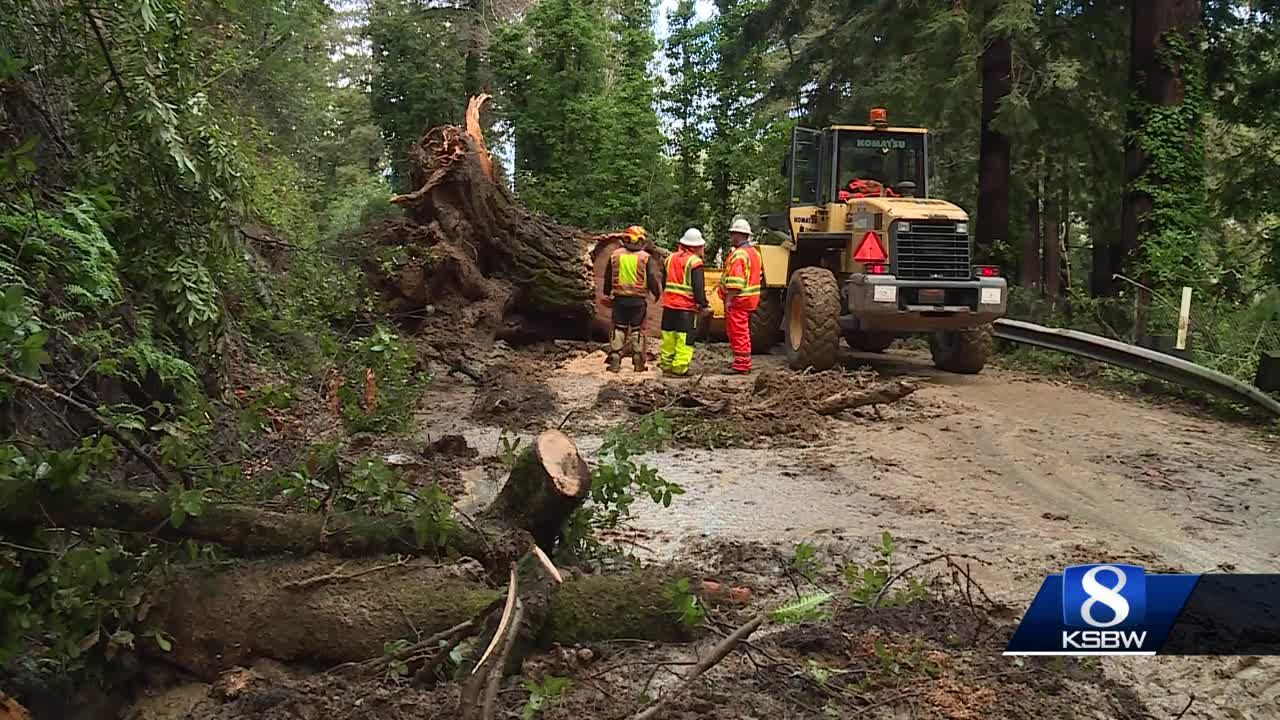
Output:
[897, 221, 910, 233]
[955, 222, 968, 235]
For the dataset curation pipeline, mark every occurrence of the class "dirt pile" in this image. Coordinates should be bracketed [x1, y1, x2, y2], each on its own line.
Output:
[597, 369, 923, 447]
[470, 360, 557, 430]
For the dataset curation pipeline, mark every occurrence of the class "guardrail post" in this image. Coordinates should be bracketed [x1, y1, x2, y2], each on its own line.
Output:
[1176, 286, 1192, 351]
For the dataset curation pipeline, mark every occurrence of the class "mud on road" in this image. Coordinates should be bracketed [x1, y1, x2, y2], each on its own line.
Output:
[410, 340, 1280, 719]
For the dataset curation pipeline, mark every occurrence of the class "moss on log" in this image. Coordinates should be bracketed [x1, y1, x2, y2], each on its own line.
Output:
[150, 556, 689, 679]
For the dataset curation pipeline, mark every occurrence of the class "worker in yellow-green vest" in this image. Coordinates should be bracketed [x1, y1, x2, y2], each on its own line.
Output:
[659, 228, 709, 376]
[602, 225, 662, 372]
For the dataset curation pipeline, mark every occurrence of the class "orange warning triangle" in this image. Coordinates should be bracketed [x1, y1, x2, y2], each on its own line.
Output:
[854, 231, 887, 262]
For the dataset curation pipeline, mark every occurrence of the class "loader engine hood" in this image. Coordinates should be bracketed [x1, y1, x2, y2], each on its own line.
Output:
[850, 197, 968, 222]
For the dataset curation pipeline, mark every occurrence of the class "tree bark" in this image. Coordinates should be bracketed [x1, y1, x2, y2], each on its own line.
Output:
[977, 35, 1012, 255]
[150, 556, 690, 680]
[1119, 0, 1202, 330]
[481, 430, 591, 553]
[1044, 159, 1062, 311]
[0, 430, 591, 569]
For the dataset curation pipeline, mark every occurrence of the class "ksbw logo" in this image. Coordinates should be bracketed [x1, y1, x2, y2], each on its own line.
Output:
[1061, 564, 1148, 651]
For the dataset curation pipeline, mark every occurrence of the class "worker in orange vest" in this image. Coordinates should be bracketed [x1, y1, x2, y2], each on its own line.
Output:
[717, 218, 764, 374]
[602, 225, 662, 372]
[659, 228, 710, 376]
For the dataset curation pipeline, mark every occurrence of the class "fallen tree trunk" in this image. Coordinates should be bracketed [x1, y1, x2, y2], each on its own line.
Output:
[0, 430, 591, 568]
[150, 555, 690, 680]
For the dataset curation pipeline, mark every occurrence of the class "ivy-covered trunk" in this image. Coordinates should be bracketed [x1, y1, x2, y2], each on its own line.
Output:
[1119, 0, 1206, 334]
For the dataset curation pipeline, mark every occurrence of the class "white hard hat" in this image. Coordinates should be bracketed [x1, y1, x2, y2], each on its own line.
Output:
[728, 217, 753, 236]
[678, 228, 705, 247]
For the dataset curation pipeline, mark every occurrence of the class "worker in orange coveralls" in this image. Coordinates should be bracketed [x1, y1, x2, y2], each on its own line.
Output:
[716, 218, 764, 374]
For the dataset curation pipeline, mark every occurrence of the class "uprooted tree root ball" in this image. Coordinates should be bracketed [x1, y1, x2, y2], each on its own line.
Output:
[597, 369, 924, 447]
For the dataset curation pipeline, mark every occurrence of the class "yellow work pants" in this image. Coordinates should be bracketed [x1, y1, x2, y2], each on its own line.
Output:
[659, 331, 694, 375]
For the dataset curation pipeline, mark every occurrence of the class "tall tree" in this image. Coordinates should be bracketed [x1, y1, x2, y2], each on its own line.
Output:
[662, 0, 713, 237]
[1118, 0, 1206, 335]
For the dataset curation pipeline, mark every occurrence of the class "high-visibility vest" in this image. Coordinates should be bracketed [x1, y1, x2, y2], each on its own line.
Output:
[610, 247, 650, 297]
[720, 244, 763, 306]
[662, 250, 703, 311]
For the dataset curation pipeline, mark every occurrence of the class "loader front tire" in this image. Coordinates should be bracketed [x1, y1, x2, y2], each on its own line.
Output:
[749, 290, 783, 352]
[929, 325, 993, 374]
[784, 268, 840, 371]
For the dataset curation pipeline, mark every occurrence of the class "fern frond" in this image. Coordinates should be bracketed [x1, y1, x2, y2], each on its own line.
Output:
[769, 591, 835, 624]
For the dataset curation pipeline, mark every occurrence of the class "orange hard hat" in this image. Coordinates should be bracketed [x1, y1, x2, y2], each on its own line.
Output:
[624, 225, 647, 242]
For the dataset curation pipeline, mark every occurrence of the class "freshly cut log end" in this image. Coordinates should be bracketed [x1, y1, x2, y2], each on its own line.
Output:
[484, 430, 592, 552]
[537, 429, 591, 499]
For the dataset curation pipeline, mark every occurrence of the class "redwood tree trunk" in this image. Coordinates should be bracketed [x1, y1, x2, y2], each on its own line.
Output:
[1119, 0, 1202, 329]
[977, 35, 1012, 254]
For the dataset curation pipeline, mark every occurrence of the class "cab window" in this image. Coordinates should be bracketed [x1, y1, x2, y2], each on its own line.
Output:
[835, 132, 925, 195]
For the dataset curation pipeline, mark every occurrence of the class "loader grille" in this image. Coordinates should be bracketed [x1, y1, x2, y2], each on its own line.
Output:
[893, 220, 971, 280]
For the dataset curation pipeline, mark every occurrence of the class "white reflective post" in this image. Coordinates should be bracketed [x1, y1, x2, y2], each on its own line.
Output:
[1176, 286, 1193, 351]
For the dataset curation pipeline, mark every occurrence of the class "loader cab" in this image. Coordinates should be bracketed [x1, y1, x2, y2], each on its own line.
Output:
[787, 112, 929, 209]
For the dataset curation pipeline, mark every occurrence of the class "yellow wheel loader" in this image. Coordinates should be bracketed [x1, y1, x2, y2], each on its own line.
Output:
[715, 108, 1008, 373]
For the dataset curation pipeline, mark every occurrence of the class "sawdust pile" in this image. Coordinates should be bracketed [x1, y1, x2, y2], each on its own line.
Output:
[597, 369, 919, 447]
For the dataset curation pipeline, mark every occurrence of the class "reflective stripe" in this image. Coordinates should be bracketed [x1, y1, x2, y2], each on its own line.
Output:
[720, 246, 762, 297]
[611, 247, 649, 297]
[663, 251, 703, 310]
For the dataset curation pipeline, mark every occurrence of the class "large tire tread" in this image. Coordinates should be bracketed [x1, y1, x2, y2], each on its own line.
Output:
[784, 268, 841, 371]
[929, 325, 993, 374]
[749, 290, 784, 353]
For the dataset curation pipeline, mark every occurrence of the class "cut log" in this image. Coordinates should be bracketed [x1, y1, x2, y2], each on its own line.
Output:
[149, 556, 690, 680]
[811, 380, 917, 415]
[482, 429, 591, 552]
[0, 430, 592, 568]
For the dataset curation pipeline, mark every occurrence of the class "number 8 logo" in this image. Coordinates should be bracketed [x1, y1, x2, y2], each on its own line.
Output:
[1080, 565, 1131, 628]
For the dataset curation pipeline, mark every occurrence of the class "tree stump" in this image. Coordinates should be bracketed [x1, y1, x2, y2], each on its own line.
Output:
[483, 429, 591, 552]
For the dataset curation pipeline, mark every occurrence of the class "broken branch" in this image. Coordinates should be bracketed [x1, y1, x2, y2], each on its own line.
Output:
[628, 613, 767, 720]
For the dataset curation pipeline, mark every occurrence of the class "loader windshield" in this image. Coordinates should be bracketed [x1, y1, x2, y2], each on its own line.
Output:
[835, 131, 925, 197]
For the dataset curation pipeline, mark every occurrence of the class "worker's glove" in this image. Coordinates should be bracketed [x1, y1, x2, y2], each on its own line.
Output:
[602, 296, 614, 308]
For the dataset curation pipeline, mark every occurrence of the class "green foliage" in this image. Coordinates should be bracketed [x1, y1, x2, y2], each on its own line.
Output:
[665, 577, 706, 627]
[492, 0, 666, 230]
[842, 532, 927, 608]
[367, 0, 468, 188]
[382, 638, 411, 680]
[167, 488, 207, 529]
[855, 639, 942, 691]
[496, 432, 525, 470]
[1131, 30, 1210, 290]
[338, 326, 428, 433]
[789, 541, 822, 580]
[0, 287, 49, 378]
[0, 439, 191, 677]
[521, 675, 573, 719]
[562, 413, 684, 556]
[768, 591, 834, 624]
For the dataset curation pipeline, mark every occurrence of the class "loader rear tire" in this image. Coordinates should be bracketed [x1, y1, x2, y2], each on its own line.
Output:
[749, 290, 783, 352]
[844, 331, 896, 353]
[784, 268, 841, 371]
[929, 325, 993, 374]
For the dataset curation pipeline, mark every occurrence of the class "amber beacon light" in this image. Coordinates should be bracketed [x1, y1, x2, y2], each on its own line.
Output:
[869, 107, 888, 127]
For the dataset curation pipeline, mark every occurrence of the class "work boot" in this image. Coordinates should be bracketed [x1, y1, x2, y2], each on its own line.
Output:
[606, 353, 622, 373]
[633, 353, 647, 372]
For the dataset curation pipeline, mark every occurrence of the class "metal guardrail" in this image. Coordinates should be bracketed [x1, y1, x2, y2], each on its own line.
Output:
[992, 318, 1280, 419]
